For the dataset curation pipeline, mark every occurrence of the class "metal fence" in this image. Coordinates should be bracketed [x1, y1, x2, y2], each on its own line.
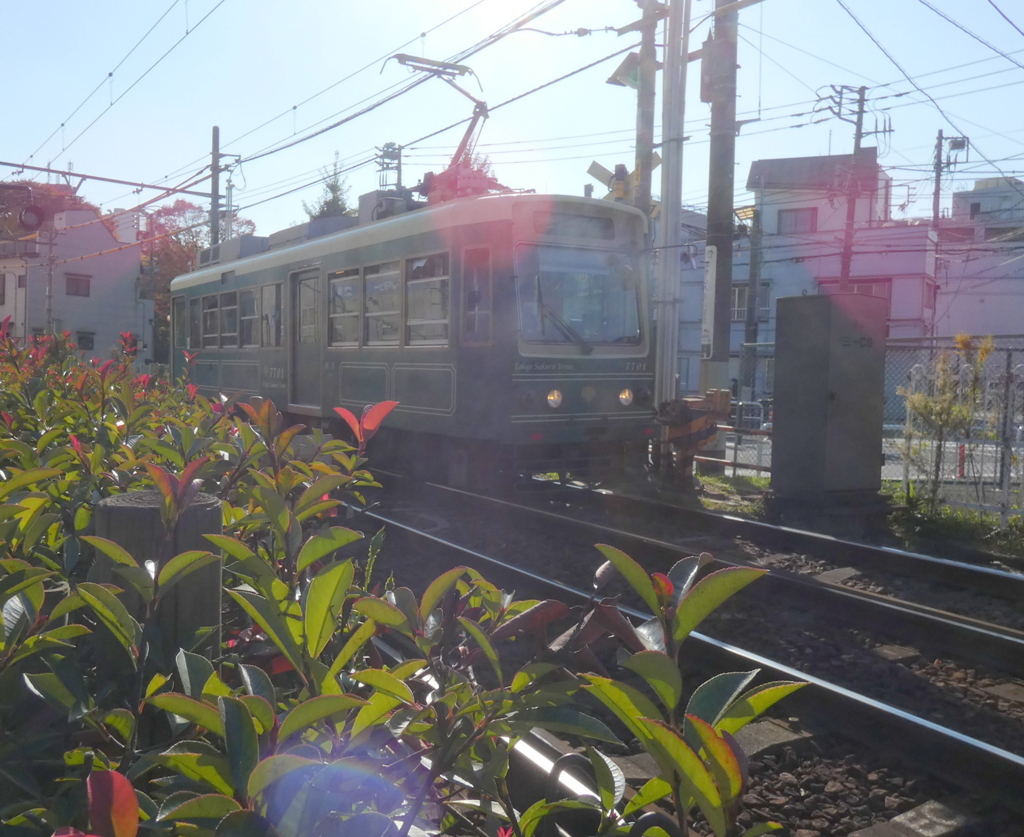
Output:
[731, 335, 1024, 525]
[886, 335, 1024, 524]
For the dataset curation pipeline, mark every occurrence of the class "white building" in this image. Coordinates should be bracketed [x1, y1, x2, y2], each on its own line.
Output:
[0, 208, 153, 368]
[934, 177, 1024, 336]
[676, 149, 939, 397]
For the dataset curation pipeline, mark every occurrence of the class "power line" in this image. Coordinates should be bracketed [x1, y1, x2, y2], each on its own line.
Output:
[833, 0, 1024, 204]
[913, 0, 1024, 73]
[987, 0, 1024, 40]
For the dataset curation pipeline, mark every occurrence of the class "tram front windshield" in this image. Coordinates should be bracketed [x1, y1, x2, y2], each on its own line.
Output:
[515, 245, 641, 348]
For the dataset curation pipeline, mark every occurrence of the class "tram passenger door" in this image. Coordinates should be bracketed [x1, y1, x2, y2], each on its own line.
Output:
[290, 269, 322, 409]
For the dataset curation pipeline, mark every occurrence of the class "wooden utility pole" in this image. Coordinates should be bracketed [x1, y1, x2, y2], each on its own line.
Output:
[209, 126, 221, 247]
[700, 0, 738, 394]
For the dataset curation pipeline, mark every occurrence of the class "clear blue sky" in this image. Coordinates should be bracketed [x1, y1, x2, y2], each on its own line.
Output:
[4, 0, 1023, 237]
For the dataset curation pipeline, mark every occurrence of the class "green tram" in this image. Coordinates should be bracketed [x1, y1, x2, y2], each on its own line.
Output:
[170, 192, 656, 486]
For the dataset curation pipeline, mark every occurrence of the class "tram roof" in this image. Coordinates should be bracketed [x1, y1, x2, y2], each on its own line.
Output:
[170, 192, 646, 292]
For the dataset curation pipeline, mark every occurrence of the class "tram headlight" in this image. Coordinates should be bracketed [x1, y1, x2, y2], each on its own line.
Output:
[546, 389, 563, 409]
[618, 388, 634, 406]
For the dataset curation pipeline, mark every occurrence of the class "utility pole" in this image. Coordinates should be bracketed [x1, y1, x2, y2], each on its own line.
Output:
[932, 129, 944, 229]
[209, 126, 221, 247]
[653, 0, 693, 409]
[45, 226, 56, 334]
[700, 0, 739, 394]
[633, 0, 660, 215]
[740, 207, 761, 398]
[838, 85, 866, 293]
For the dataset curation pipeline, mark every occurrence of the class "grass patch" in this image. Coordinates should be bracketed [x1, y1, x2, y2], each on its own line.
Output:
[696, 473, 769, 518]
[883, 482, 1024, 558]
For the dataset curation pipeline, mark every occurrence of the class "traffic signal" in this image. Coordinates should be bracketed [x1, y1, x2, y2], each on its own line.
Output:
[18, 206, 45, 232]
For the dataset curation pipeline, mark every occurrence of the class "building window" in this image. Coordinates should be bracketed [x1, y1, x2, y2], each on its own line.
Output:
[261, 284, 282, 347]
[219, 291, 238, 348]
[0, 276, 5, 306]
[819, 279, 893, 337]
[202, 295, 219, 348]
[17, 275, 26, 289]
[329, 269, 361, 347]
[462, 248, 491, 345]
[239, 289, 258, 347]
[777, 207, 817, 234]
[365, 261, 401, 346]
[969, 201, 981, 219]
[730, 284, 770, 322]
[66, 274, 91, 297]
[406, 253, 449, 345]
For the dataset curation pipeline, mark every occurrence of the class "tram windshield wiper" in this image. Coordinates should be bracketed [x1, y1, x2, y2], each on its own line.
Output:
[541, 303, 593, 355]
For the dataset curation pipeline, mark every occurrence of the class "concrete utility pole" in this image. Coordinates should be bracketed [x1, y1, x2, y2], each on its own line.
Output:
[209, 126, 221, 247]
[932, 129, 944, 229]
[653, 0, 693, 409]
[633, 0, 660, 216]
[700, 0, 738, 394]
[739, 207, 761, 398]
[838, 85, 866, 293]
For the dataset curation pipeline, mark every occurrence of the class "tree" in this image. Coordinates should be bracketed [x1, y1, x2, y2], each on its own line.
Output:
[302, 152, 354, 219]
[146, 199, 256, 363]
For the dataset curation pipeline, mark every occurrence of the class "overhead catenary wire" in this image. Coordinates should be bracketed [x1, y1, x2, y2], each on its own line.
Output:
[237, 0, 573, 165]
[16, 0, 185, 171]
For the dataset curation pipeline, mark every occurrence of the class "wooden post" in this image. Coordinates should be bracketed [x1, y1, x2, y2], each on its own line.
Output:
[92, 491, 223, 664]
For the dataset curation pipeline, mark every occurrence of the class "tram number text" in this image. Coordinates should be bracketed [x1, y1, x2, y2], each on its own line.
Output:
[625, 362, 647, 372]
[262, 366, 286, 387]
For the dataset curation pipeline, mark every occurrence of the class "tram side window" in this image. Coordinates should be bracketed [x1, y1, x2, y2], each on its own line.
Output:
[329, 269, 361, 347]
[462, 248, 491, 345]
[172, 296, 187, 349]
[406, 253, 449, 346]
[261, 284, 282, 347]
[202, 295, 219, 348]
[189, 298, 201, 349]
[365, 261, 401, 345]
[220, 291, 238, 348]
[239, 289, 258, 347]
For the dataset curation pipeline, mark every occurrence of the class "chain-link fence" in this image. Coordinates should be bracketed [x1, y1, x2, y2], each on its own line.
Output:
[734, 336, 1024, 525]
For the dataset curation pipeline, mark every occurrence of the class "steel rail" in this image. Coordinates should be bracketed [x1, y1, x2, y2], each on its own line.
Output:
[350, 495, 1024, 812]
[423, 482, 1024, 678]
[596, 489, 1024, 604]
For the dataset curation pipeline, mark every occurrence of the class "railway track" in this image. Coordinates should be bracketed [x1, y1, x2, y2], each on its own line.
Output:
[348, 476, 1024, 825]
